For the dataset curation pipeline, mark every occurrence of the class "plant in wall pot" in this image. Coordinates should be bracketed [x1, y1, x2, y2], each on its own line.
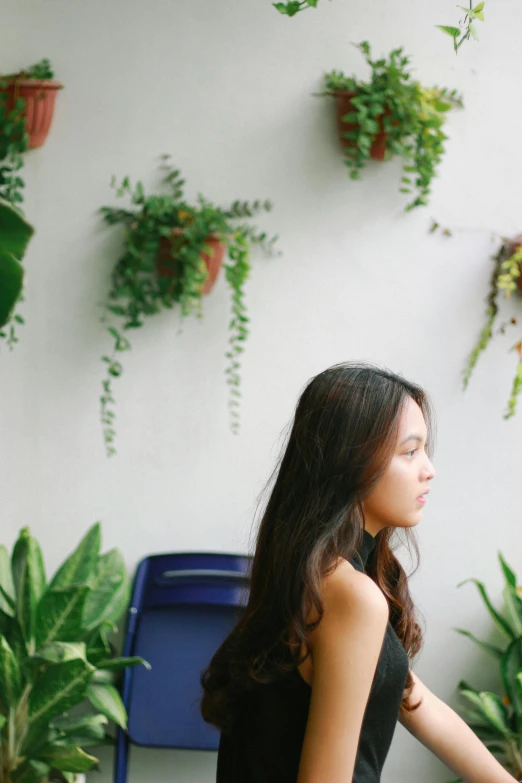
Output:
[99, 156, 278, 456]
[0, 522, 148, 783]
[444, 550, 522, 782]
[463, 233, 522, 418]
[315, 41, 463, 211]
[0, 58, 62, 153]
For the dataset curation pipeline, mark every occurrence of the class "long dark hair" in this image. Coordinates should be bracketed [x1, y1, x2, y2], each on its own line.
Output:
[200, 361, 435, 733]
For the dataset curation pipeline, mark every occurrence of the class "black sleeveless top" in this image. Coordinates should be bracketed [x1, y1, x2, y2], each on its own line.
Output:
[216, 529, 410, 782]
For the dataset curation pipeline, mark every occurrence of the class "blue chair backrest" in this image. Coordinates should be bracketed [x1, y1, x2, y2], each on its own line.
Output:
[119, 552, 251, 751]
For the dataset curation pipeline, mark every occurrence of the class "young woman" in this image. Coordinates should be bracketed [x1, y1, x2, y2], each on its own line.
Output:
[200, 361, 519, 783]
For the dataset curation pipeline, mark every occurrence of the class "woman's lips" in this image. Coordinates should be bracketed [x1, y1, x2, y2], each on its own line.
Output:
[416, 495, 427, 505]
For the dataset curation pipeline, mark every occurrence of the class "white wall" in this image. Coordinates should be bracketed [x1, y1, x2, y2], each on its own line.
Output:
[2, 0, 522, 780]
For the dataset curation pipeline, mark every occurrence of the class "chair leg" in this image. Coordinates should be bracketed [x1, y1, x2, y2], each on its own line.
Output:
[113, 726, 129, 783]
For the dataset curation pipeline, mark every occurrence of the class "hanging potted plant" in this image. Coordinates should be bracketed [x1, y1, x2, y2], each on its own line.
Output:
[0, 58, 62, 150]
[0, 198, 33, 346]
[462, 234, 522, 418]
[315, 41, 463, 211]
[98, 155, 278, 457]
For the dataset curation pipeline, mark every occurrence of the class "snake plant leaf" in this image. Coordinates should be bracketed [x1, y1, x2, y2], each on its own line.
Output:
[0, 197, 33, 327]
[49, 523, 101, 589]
[0, 633, 22, 706]
[82, 549, 130, 631]
[0, 545, 15, 614]
[10, 759, 51, 783]
[86, 682, 127, 729]
[28, 658, 95, 726]
[457, 577, 516, 641]
[11, 528, 46, 643]
[452, 627, 504, 659]
[35, 585, 90, 649]
[500, 637, 522, 723]
[35, 743, 98, 773]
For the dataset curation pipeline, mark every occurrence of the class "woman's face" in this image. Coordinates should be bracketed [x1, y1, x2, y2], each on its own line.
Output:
[362, 396, 436, 536]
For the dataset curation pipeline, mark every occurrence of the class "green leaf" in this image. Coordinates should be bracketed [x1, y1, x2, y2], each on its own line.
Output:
[29, 658, 95, 725]
[49, 523, 101, 589]
[11, 760, 51, 783]
[452, 628, 503, 659]
[82, 549, 130, 631]
[0, 713, 5, 730]
[0, 545, 15, 615]
[502, 583, 522, 637]
[500, 638, 522, 723]
[0, 198, 33, 328]
[29, 642, 86, 666]
[36, 743, 98, 772]
[86, 683, 128, 729]
[457, 578, 516, 641]
[50, 712, 110, 746]
[0, 634, 22, 705]
[35, 585, 90, 648]
[458, 686, 511, 736]
[95, 655, 150, 672]
[498, 553, 517, 587]
[11, 527, 46, 643]
[436, 25, 461, 38]
[469, 22, 479, 40]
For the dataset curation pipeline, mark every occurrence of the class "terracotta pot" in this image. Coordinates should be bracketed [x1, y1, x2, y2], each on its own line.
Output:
[334, 90, 389, 161]
[1, 79, 63, 148]
[156, 229, 226, 295]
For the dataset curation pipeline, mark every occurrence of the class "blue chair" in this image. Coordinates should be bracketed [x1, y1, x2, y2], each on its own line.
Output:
[113, 551, 252, 783]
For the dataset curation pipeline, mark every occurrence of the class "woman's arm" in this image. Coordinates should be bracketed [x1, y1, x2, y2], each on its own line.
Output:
[297, 563, 389, 783]
[398, 670, 519, 783]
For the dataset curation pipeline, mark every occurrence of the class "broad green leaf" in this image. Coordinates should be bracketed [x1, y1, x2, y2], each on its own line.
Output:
[87, 683, 127, 729]
[452, 628, 503, 659]
[11, 759, 51, 783]
[0, 545, 14, 614]
[29, 642, 86, 666]
[469, 22, 479, 40]
[51, 712, 108, 733]
[85, 621, 113, 666]
[0, 713, 5, 730]
[82, 550, 130, 631]
[0, 634, 22, 705]
[436, 25, 461, 38]
[459, 686, 511, 736]
[96, 656, 150, 672]
[457, 578, 515, 641]
[11, 528, 46, 643]
[36, 743, 98, 772]
[29, 658, 95, 725]
[35, 585, 90, 648]
[49, 523, 101, 589]
[0, 197, 33, 327]
[0, 609, 27, 663]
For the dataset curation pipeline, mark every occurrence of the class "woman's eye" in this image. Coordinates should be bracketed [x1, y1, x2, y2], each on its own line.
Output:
[406, 449, 417, 457]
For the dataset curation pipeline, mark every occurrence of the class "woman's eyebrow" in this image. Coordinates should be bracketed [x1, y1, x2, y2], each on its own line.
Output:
[399, 434, 425, 446]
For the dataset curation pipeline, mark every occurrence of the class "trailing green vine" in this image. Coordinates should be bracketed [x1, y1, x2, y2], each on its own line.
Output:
[438, 1, 485, 52]
[99, 157, 278, 456]
[431, 221, 522, 419]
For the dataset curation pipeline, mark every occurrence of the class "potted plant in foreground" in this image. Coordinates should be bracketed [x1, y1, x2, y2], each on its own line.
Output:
[444, 548, 522, 782]
[315, 41, 463, 211]
[98, 155, 278, 457]
[0, 523, 148, 783]
[0, 58, 62, 152]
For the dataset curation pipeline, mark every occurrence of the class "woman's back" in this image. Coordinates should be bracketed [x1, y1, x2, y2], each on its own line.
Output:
[215, 529, 410, 783]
